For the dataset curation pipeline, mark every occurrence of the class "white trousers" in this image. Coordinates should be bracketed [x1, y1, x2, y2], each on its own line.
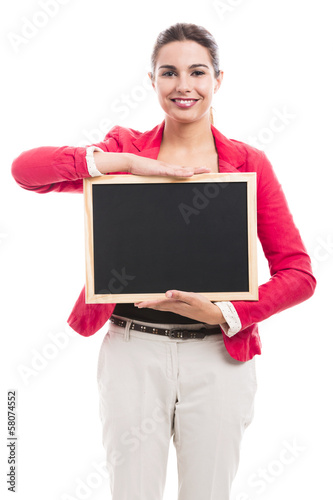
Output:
[97, 315, 258, 500]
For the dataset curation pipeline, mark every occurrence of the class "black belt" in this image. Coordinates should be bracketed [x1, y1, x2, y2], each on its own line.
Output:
[110, 315, 221, 339]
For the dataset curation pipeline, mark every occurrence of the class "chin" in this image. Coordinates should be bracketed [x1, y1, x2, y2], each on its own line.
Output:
[168, 112, 210, 124]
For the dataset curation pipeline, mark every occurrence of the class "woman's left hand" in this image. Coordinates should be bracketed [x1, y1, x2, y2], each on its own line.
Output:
[134, 290, 225, 325]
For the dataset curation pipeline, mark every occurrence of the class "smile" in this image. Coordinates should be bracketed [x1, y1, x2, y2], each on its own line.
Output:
[171, 99, 199, 108]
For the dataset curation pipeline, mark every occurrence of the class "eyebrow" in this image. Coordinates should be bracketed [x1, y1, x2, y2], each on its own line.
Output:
[158, 64, 209, 70]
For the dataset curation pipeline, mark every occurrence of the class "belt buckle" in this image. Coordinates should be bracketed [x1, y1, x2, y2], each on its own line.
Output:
[169, 329, 190, 339]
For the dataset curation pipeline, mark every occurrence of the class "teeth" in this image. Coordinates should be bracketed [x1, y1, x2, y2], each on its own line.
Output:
[174, 99, 196, 105]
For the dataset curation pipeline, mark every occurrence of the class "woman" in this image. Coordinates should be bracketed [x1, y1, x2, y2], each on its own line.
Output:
[11, 23, 316, 500]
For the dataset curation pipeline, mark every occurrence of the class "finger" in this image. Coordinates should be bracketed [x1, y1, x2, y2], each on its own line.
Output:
[153, 166, 193, 177]
[136, 301, 193, 316]
[134, 298, 185, 310]
[172, 166, 211, 177]
[134, 299, 169, 308]
[172, 167, 195, 177]
[174, 165, 211, 175]
[194, 166, 212, 174]
[157, 161, 211, 177]
[165, 290, 196, 304]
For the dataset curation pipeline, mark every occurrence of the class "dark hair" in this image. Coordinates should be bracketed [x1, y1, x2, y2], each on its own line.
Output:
[150, 23, 220, 123]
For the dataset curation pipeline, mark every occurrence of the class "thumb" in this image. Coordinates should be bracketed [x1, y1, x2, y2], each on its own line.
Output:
[165, 290, 191, 302]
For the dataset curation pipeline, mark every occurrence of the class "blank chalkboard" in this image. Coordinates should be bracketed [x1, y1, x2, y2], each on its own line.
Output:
[83, 173, 258, 303]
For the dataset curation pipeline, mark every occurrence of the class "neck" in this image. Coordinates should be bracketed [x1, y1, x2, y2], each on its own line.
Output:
[162, 115, 214, 150]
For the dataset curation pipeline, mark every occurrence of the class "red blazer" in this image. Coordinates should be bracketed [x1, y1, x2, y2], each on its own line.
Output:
[11, 120, 316, 361]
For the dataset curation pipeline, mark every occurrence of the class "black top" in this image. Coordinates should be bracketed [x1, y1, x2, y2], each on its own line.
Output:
[112, 303, 201, 324]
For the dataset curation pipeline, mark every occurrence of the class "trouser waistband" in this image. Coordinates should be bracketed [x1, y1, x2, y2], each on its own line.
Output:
[110, 314, 221, 340]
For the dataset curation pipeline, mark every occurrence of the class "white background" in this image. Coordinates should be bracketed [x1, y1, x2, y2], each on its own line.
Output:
[1, 0, 332, 499]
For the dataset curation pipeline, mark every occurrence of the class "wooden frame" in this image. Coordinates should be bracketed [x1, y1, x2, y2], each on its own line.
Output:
[83, 173, 258, 303]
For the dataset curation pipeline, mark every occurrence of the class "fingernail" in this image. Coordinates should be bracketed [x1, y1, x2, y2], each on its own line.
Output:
[166, 291, 173, 298]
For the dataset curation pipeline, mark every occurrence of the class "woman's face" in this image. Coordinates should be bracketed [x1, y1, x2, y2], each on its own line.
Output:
[150, 40, 223, 124]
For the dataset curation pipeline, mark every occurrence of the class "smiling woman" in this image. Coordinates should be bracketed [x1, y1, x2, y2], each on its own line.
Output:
[11, 22, 316, 500]
[150, 42, 222, 125]
[150, 22, 221, 127]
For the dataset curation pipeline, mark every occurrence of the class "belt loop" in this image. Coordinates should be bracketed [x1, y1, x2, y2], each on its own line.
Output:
[123, 320, 130, 342]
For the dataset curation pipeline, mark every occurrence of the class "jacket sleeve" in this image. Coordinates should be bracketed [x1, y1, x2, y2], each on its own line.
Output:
[11, 126, 121, 194]
[231, 150, 316, 330]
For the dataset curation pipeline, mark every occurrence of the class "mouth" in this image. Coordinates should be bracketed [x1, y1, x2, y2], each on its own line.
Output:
[170, 98, 199, 108]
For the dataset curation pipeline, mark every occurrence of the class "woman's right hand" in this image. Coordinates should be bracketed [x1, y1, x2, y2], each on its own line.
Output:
[128, 153, 211, 177]
[94, 151, 211, 177]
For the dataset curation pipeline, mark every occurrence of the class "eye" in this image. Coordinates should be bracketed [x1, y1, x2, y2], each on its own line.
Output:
[192, 70, 205, 76]
[161, 71, 176, 77]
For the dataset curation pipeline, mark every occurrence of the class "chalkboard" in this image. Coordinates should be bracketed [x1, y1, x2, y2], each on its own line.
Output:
[83, 173, 258, 303]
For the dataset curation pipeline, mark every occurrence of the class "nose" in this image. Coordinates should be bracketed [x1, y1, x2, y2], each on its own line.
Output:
[175, 73, 192, 93]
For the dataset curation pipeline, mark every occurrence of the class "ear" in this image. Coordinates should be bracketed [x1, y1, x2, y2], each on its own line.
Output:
[148, 72, 156, 91]
[214, 70, 224, 93]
